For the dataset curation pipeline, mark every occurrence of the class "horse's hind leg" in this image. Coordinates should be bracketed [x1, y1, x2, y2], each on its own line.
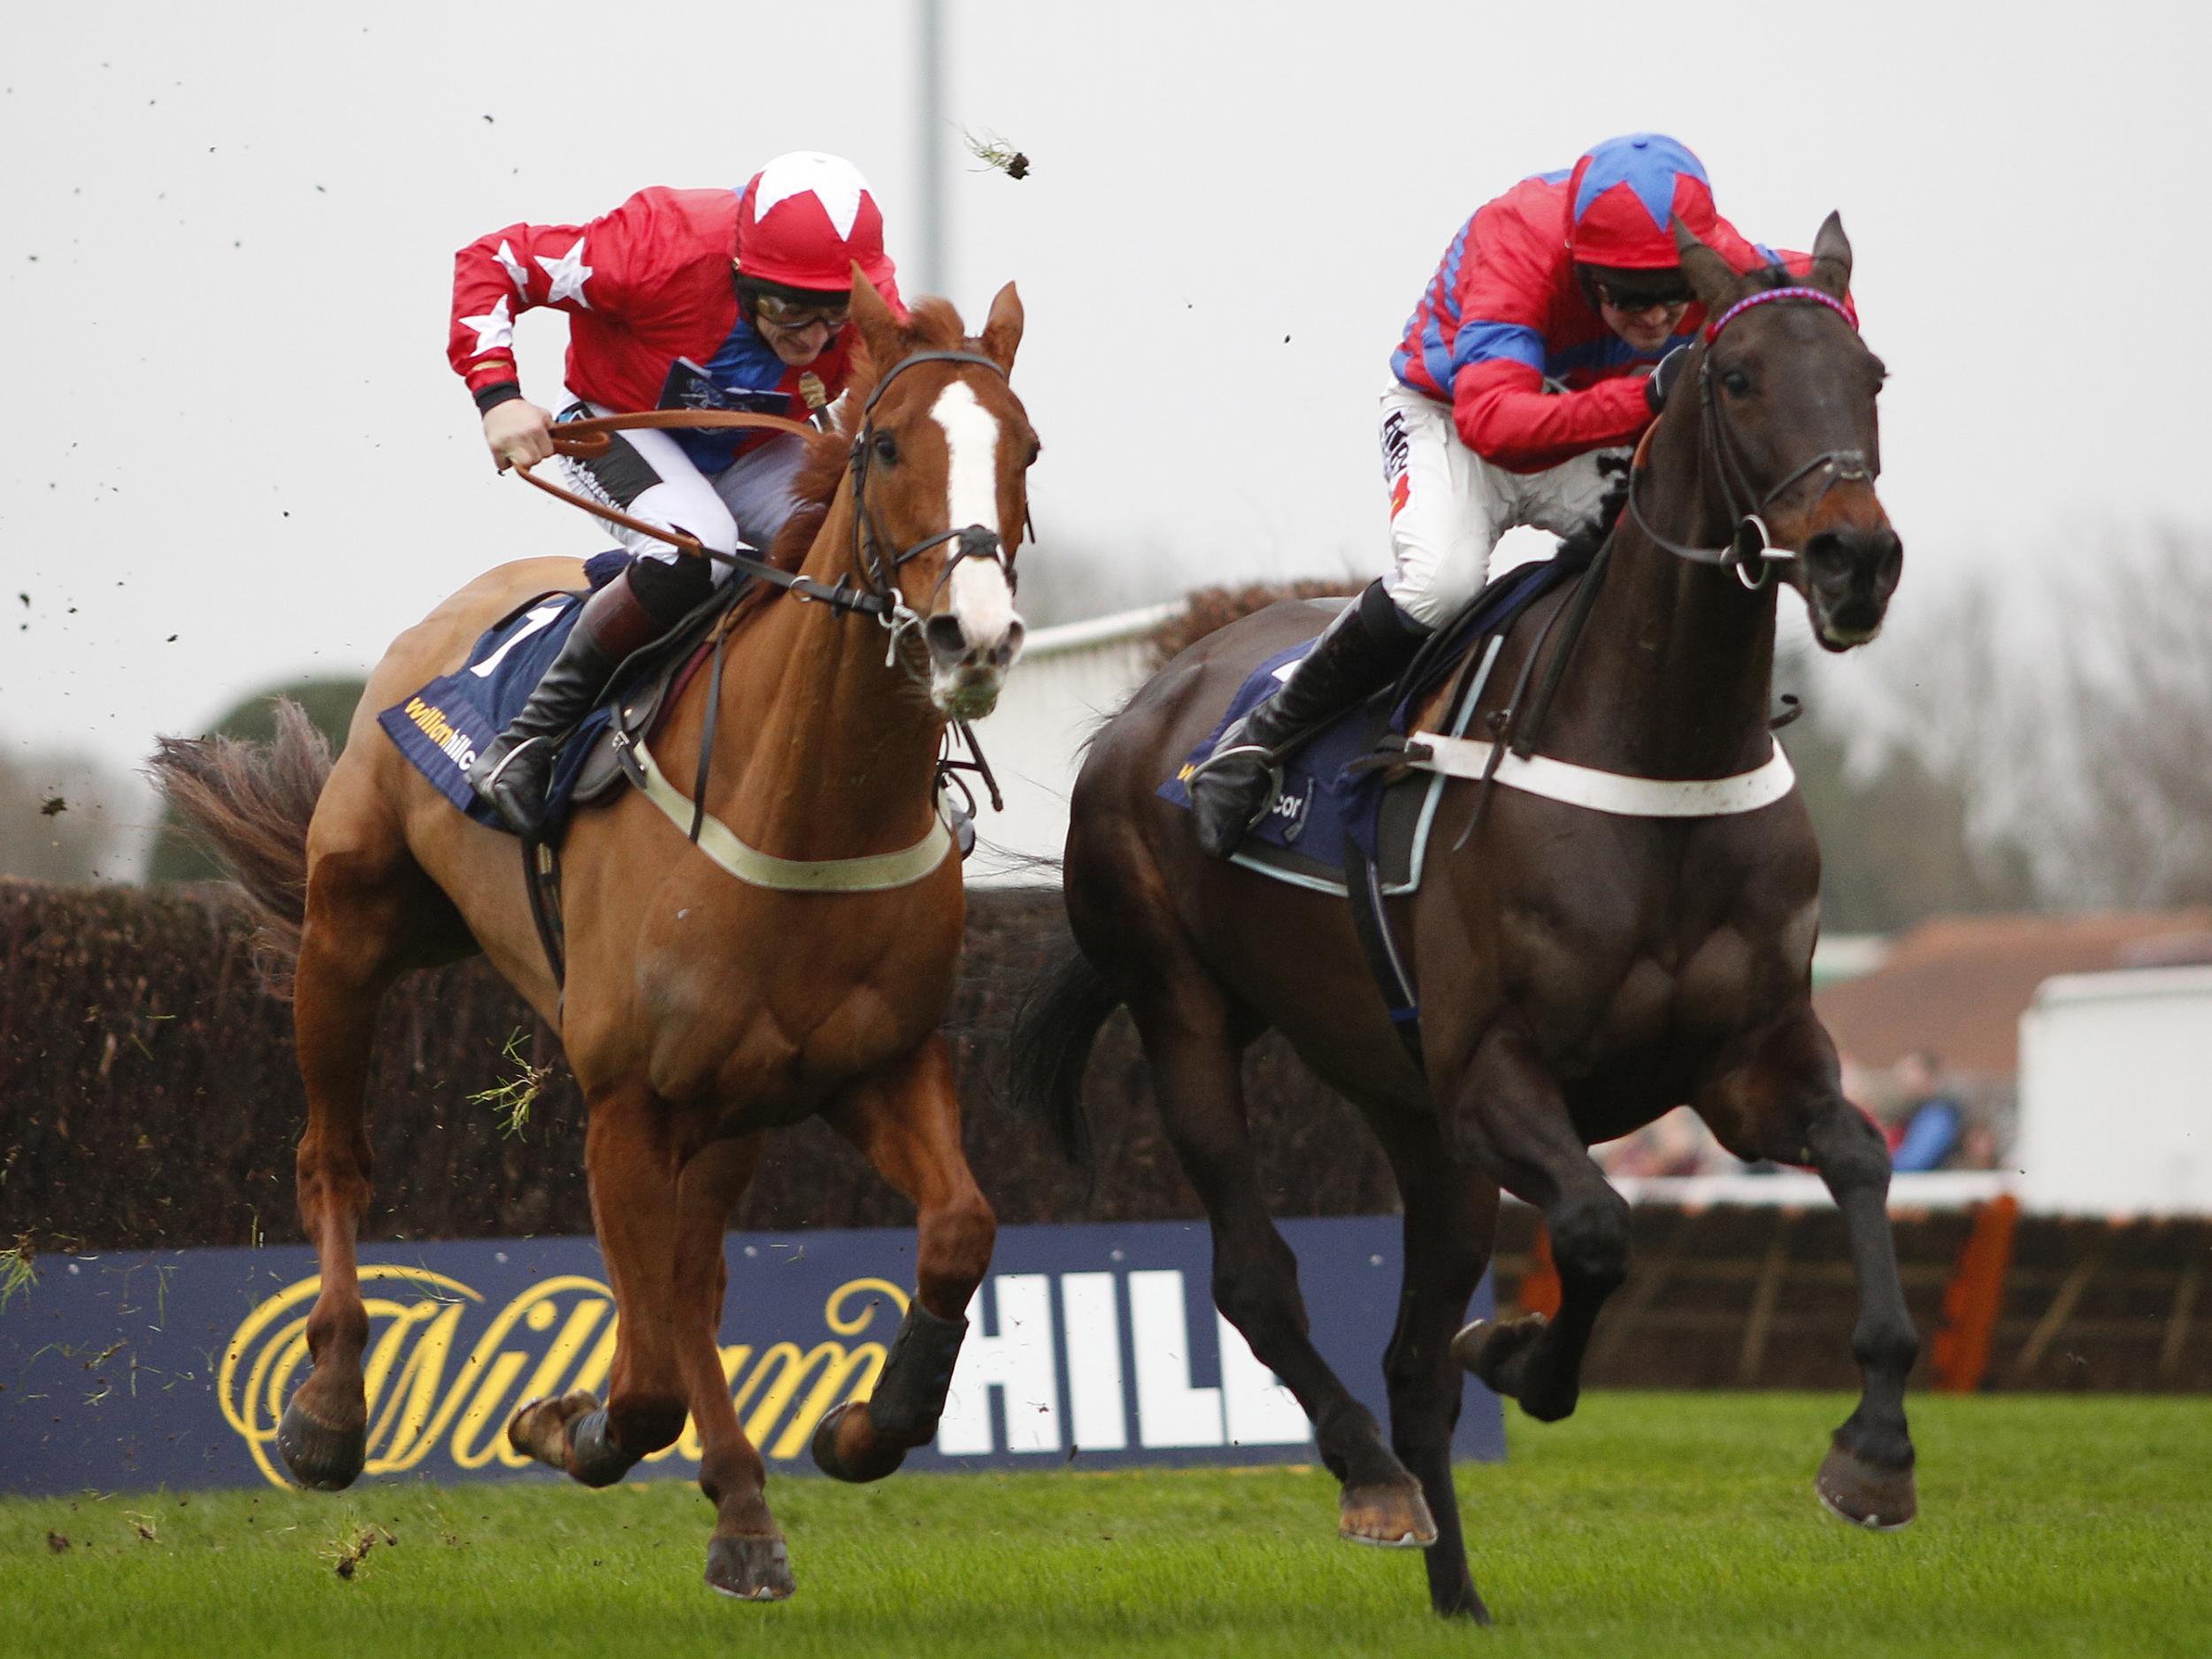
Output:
[281, 840, 445, 1489]
[667, 1132, 796, 1601]
[1134, 997, 1434, 1548]
[1698, 1011, 1919, 1528]
[510, 1082, 691, 1486]
[1369, 1105, 1502, 1621]
[1444, 1028, 1632, 1424]
[810, 1035, 995, 1484]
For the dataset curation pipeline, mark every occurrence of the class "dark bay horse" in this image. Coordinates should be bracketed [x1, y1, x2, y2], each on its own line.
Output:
[1012, 217, 1910, 1621]
[153, 280, 1039, 1601]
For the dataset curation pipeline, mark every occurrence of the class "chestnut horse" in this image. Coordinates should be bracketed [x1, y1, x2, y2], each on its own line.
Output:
[154, 280, 1039, 1600]
[1011, 217, 1911, 1621]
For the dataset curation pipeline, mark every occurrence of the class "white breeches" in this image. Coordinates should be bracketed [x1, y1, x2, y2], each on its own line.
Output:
[1377, 381, 1627, 630]
[556, 395, 810, 580]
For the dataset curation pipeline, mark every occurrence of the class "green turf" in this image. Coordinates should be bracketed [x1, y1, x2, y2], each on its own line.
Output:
[2, 1393, 2205, 1658]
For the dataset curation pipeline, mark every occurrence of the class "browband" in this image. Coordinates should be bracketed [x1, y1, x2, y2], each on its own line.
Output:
[1706, 285, 1858, 343]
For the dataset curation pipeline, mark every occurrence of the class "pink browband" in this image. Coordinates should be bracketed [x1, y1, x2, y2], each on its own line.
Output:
[1705, 285, 1858, 342]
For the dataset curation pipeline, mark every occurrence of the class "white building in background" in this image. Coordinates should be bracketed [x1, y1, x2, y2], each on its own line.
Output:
[2016, 966, 2212, 1215]
[964, 603, 1185, 887]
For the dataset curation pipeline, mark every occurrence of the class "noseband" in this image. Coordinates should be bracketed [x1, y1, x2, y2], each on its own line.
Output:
[845, 349, 1020, 664]
[1625, 284, 1875, 590]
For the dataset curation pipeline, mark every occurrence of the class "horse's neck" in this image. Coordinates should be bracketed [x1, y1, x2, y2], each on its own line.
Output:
[1562, 412, 1780, 778]
[704, 489, 944, 854]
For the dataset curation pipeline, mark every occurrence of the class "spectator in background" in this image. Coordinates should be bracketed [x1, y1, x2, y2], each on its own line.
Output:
[1887, 1049, 1965, 1172]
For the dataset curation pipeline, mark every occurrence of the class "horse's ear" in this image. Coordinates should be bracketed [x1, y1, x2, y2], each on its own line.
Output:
[979, 281, 1024, 373]
[1808, 211, 1854, 300]
[1671, 214, 1741, 313]
[849, 262, 904, 368]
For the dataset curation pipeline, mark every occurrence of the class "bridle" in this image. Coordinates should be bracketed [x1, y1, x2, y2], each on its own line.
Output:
[521, 345, 1020, 666]
[1624, 284, 1875, 590]
[844, 349, 1020, 665]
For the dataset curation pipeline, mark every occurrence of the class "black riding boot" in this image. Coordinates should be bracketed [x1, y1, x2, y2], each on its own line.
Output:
[1190, 580, 1430, 859]
[468, 556, 710, 838]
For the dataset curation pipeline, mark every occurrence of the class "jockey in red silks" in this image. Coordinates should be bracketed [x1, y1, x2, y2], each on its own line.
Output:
[1194, 133, 1803, 857]
[449, 150, 905, 837]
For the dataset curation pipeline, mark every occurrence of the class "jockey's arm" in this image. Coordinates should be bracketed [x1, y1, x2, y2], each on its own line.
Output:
[1450, 356, 1650, 474]
[448, 196, 656, 465]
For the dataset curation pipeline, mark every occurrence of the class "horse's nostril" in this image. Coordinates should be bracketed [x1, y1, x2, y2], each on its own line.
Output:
[925, 613, 967, 661]
[998, 618, 1027, 666]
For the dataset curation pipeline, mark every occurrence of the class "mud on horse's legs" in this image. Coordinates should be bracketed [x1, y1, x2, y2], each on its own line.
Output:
[510, 1084, 690, 1486]
[810, 1036, 996, 1484]
[1446, 1029, 1632, 1425]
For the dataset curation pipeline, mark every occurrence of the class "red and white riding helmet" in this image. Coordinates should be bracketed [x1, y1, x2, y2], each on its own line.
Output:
[734, 151, 893, 294]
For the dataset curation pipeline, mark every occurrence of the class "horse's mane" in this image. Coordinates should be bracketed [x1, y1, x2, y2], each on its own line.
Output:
[766, 297, 972, 570]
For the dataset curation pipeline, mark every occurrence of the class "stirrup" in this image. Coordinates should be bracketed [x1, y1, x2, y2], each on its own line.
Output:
[474, 733, 550, 794]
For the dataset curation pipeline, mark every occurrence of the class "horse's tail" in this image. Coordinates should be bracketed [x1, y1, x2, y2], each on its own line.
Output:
[147, 699, 332, 995]
[1007, 923, 1124, 1166]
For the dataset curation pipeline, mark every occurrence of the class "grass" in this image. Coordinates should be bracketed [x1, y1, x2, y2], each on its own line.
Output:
[2, 1393, 2206, 1659]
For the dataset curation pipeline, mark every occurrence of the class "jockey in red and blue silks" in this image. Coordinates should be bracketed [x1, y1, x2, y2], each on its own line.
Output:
[1194, 134, 1811, 857]
[448, 151, 907, 838]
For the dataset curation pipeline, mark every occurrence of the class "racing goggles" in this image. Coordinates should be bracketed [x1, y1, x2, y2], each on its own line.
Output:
[1595, 280, 1691, 315]
[752, 291, 852, 331]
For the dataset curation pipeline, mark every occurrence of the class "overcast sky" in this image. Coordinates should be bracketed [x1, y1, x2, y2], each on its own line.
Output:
[4, 0, 2205, 861]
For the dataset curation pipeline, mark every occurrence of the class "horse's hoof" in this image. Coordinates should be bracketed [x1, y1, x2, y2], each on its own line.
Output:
[1339, 1481, 1438, 1548]
[277, 1397, 365, 1491]
[810, 1400, 908, 1485]
[507, 1389, 600, 1472]
[1450, 1312, 1548, 1401]
[1433, 1584, 1494, 1624]
[1816, 1441, 1917, 1531]
[706, 1533, 795, 1601]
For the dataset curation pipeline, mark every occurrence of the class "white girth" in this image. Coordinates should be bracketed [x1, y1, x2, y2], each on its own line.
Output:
[1403, 732, 1796, 818]
[629, 737, 954, 891]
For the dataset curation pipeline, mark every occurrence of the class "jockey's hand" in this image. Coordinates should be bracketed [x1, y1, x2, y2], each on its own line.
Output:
[483, 399, 557, 472]
[1645, 345, 1692, 417]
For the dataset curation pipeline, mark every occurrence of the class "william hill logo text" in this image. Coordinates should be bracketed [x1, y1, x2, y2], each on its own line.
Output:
[219, 1263, 1309, 1486]
[401, 696, 478, 772]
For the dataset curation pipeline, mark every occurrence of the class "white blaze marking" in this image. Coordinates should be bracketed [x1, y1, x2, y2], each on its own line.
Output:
[932, 380, 1017, 650]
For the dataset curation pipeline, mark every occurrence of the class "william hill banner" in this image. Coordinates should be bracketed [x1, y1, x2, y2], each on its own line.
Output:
[0, 1218, 1501, 1495]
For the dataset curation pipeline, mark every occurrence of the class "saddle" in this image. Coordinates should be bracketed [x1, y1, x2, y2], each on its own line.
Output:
[377, 552, 772, 841]
[1157, 556, 1585, 897]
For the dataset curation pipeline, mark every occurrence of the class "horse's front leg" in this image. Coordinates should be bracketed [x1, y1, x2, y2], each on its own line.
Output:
[668, 1132, 795, 1600]
[1443, 1026, 1632, 1424]
[1697, 1009, 1920, 1528]
[809, 1034, 996, 1483]
[509, 1081, 691, 1487]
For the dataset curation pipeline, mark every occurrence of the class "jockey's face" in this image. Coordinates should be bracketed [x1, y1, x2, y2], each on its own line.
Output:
[757, 314, 840, 366]
[1599, 294, 1689, 354]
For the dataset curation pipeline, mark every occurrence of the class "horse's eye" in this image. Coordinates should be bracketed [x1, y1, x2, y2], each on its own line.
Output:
[872, 432, 898, 465]
[1025, 440, 1042, 467]
[1720, 369, 1753, 397]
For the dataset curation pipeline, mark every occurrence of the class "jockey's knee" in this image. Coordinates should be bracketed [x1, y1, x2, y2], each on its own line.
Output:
[1384, 556, 1489, 631]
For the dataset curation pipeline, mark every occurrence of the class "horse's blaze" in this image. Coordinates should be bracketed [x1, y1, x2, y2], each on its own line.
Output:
[930, 379, 1021, 676]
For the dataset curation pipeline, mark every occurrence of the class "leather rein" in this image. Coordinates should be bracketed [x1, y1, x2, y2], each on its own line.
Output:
[512, 347, 1018, 649]
[1624, 284, 1875, 590]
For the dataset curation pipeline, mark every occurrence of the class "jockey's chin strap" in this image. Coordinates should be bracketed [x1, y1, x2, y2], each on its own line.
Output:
[846, 348, 1020, 669]
[1624, 284, 1875, 591]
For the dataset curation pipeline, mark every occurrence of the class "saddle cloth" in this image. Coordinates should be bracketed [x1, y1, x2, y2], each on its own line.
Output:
[377, 551, 642, 836]
[1156, 557, 1581, 896]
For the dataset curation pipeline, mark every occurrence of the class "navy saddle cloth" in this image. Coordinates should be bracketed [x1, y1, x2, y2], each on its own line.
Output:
[1157, 557, 1580, 894]
[378, 550, 634, 836]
